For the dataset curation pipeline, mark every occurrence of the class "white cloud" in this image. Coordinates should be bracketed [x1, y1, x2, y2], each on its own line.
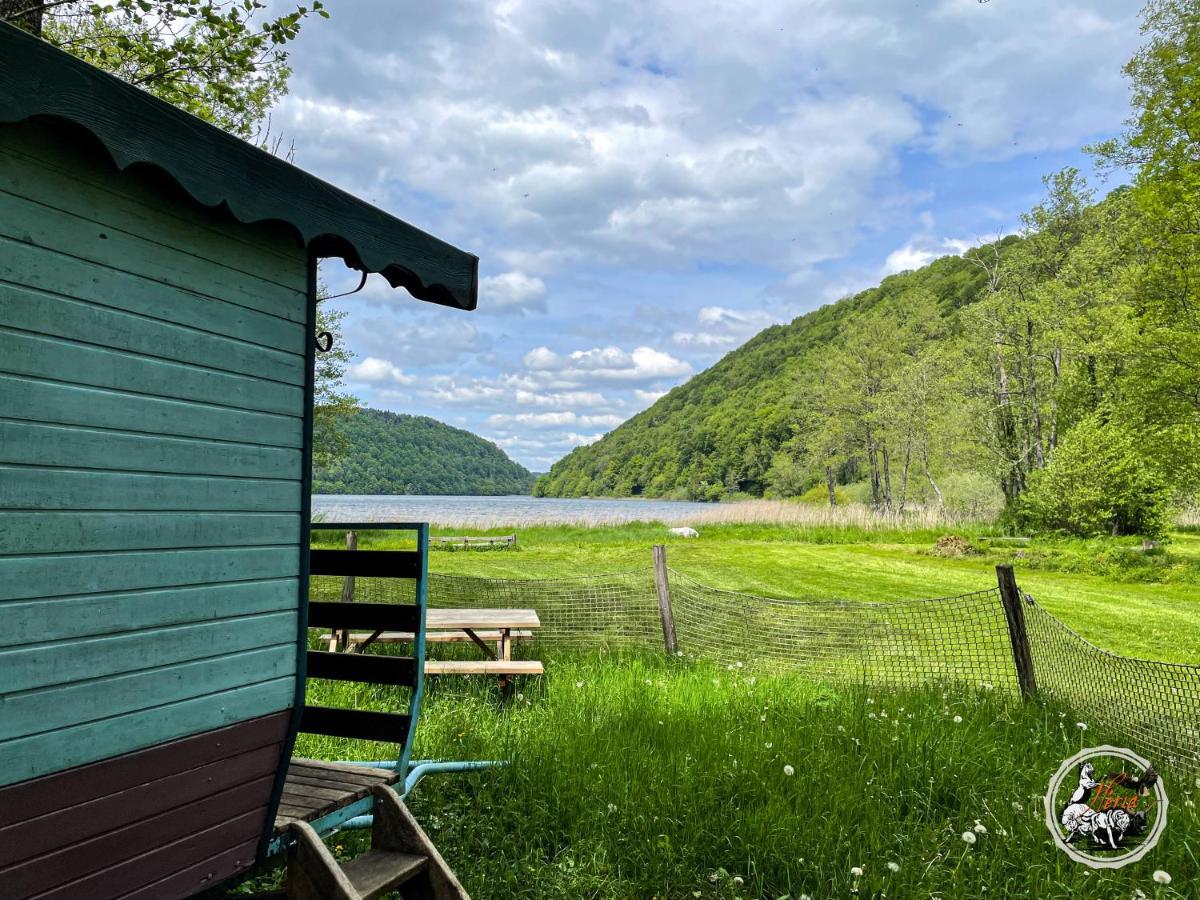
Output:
[565, 432, 605, 447]
[672, 305, 776, 350]
[480, 271, 548, 315]
[488, 411, 623, 429]
[634, 388, 668, 404]
[881, 234, 989, 276]
[348, 357, 416, 384]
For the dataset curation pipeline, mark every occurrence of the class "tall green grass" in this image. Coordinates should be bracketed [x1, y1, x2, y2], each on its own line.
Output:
[252, 653, 1198, 899]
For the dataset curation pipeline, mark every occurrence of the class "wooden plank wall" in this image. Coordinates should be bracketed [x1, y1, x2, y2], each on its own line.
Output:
[0, 712, 290, 898]
[0, 120, 307, 791]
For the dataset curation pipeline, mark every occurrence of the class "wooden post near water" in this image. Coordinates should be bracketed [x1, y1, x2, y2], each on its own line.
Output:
[996, 564, 1037, 699]
[334, 530, 358, 652]
[652, 544, 679, 656]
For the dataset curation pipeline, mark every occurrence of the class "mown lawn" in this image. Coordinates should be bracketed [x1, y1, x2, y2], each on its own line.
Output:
[233, 653, 1199, 899]
[318, 523, 1200, 663]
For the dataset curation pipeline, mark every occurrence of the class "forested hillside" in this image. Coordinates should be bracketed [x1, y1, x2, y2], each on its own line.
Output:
[314, 409, 535, 495]
[538, 2, 1200, 538]
[535, 252, 994, 502]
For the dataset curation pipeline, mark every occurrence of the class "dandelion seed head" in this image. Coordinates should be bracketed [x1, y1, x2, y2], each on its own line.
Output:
[1153, 870, 1171, 885]
[1076, 722, 1088, 731]
[974, 823, 987, 834]
[953, 715, 963, 724]
[733, 876, 744, 886]
[851, 866, 864, 877]
[783, 764, 795, 777]
[887, 861, 900, 873]
[961, 831, 977, 845]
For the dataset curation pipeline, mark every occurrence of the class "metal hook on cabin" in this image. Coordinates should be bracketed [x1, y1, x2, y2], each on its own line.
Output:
[314, 270, 368, 354]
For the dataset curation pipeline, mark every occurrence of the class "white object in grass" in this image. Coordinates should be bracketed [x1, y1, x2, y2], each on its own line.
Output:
[668, 526, 699, 537]
[887, 861, 901, 873]
[961, 831, 977, 845]
[783, 764, 795, 777]
[850, 866, 864, 878]
[1153, 870, 1171, 885]
[953, 715, 963, 724]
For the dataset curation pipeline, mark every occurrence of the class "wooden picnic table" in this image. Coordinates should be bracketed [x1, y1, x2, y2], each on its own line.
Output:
[320, 608, 544, 683]
[425, 608, 540, 661]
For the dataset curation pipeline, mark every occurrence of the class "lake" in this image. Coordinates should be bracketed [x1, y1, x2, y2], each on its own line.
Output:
[312, 494, 714, 526]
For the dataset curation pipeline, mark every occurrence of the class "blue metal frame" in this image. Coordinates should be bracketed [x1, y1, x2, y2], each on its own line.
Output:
[265, 522, 431, 857]
[309, 522, 428, 774]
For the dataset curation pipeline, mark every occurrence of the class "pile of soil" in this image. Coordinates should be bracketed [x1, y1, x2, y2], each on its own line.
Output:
[933, 534, 977, 557]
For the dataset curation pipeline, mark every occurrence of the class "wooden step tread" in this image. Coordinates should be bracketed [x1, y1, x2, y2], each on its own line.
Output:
[342, 849, 428, 898]
[425, 659, 544, 676]
[317, 629, 533, 643]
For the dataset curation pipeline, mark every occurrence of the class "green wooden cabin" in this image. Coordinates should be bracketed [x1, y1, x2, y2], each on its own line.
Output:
[0, 22, 477, 899]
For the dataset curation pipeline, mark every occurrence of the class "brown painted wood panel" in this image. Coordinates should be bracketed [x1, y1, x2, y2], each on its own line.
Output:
[36, 807, 265, 900]
[119, 838, 261, 900]
[0, 712, 288, 900]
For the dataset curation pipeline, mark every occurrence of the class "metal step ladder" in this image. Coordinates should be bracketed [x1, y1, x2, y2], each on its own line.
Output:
[286, 784, 468, 900]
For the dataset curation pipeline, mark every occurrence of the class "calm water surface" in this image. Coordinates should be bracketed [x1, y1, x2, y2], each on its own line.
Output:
[312, 494, 712, 526]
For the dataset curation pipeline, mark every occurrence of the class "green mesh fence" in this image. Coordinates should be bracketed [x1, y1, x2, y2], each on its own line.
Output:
[311, 565, 1200, 775]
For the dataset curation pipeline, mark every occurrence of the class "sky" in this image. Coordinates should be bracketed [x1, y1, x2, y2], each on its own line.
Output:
[271, 0, 1143, 472]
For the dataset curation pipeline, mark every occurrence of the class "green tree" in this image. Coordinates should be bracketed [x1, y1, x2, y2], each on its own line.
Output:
[3, 0, 327, 142]
[312, 303, 359, 471]
[1018, 414, 1171, 537]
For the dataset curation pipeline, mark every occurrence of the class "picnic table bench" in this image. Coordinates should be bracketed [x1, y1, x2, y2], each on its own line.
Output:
[322, 608, 544, 685]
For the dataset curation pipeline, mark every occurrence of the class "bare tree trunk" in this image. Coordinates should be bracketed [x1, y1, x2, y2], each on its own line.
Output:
[898, 438, 911, 514]
[825, 465, 837, 508]
[865, 426, 882, 510]
[0, 0, 43, 33]
[1025, 319, 1046, 468]
[922, 445, 944, 508]
[1048, 347, 1062, 452]
[881, 444, 894, 512]
[995, 333, 1024, 502]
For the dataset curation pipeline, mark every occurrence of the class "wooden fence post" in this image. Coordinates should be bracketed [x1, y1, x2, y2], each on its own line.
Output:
[996, 564, 1037, 699]
[652, 544, 678, 656]
[334, 530, 357, 652]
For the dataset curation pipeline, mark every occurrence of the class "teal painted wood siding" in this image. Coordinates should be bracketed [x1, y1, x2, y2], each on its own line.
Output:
[0, 121, 308, 787]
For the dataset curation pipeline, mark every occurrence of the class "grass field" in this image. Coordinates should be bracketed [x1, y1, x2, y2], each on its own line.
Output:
[236, 653, 1199, 899]
[253, 517, 1200, 898]
[317, 521, 1200, 663]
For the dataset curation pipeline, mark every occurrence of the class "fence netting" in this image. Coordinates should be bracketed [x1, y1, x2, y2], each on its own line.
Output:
[313, 566, 1200, 775]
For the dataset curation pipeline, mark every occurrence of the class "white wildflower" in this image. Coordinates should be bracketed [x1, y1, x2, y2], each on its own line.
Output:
[974, 823, 987, 834]
[736, 661, 744, 668]
[869, 712, 877, 719]
[784, 764, 795, 777]
[953, 715, 963, 724]
[733, 876, 744, 886]
[516, 693, 524, 701]
[1076, 722, 1088, 731]
[1011, 801, 1022, 811]
[961, 831, 977, 845]
[1153, 870, 1171, 885]
[675, 650, 684, 657]
[607, 803, 617, 813]
[760, 715, 767, 722]
[764, 742, 773, 749]
[575, 681, 584, 689]
[887, 861, 900, 873]
[708, 873, 720, 883]
[851, 866, 864, 877]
